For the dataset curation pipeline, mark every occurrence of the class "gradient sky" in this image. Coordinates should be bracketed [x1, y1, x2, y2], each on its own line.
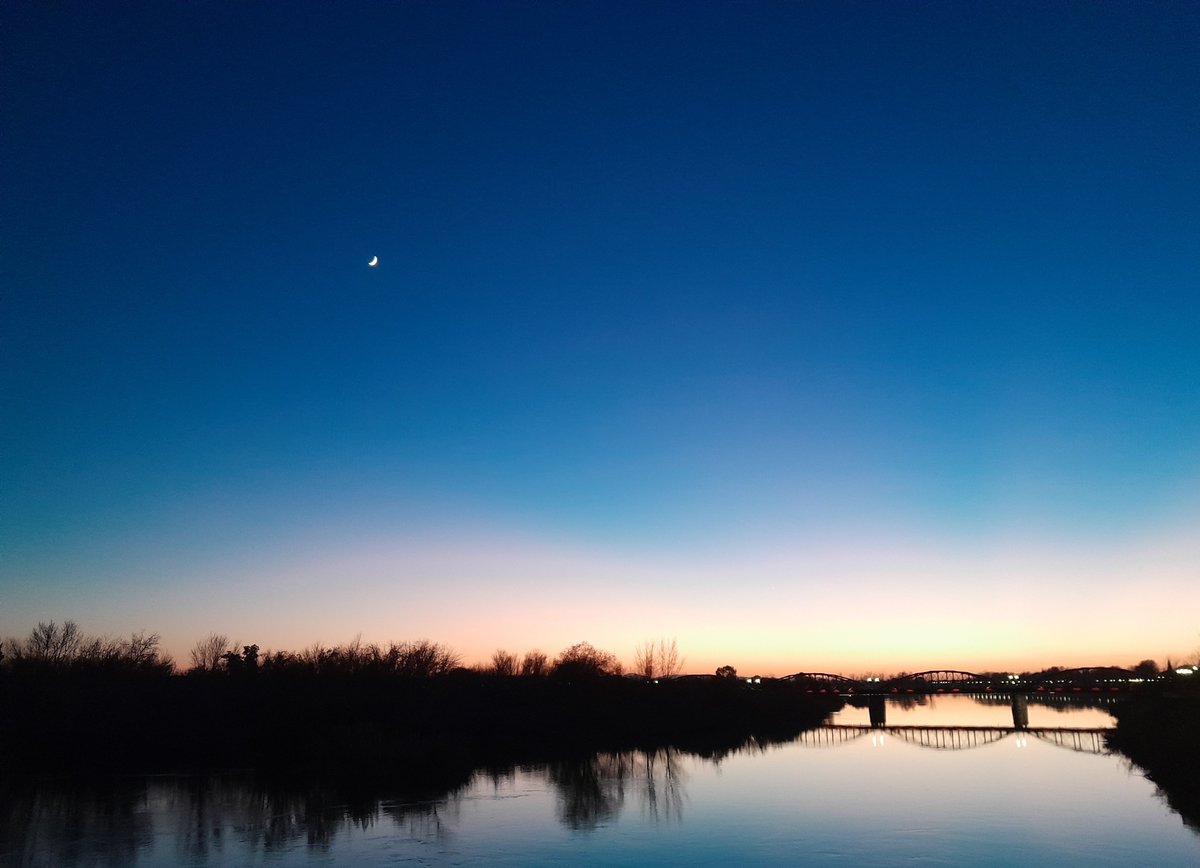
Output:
[3, 1, 1198, 675]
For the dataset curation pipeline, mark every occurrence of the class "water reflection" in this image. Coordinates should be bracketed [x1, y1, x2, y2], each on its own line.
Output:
[798, 724, 1110, 753]
[2, 741, 734, 864]
[545, 748, 686, 829]
[0, 777, 154, 868]
[548, 755, 624, 830]
[836, 691, 1118, 729]
[167, 775, 462, 856]
[0, 773, 467, 866]
[5, 698, 1199, 866]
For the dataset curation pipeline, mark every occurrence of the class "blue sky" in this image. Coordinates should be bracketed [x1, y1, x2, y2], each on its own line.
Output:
[3, 2, 1198, 671]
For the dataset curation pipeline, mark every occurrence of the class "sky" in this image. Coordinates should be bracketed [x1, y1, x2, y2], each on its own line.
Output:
[2, 1, 1198, 675]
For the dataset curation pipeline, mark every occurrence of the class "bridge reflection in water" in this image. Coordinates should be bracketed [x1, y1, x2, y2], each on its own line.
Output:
[799, 722, 1110, 755]
[862, 693, 1034, 728]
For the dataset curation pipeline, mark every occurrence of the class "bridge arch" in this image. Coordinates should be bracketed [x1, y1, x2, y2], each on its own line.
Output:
[885, 726, 1012, 751]
[883, 670, 998, 693]
[793, 727, 873, 749]
[780, 672, 866, 693]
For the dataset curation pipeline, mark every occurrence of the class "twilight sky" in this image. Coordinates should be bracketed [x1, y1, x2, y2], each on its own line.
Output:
[3, 1, 1198, 674]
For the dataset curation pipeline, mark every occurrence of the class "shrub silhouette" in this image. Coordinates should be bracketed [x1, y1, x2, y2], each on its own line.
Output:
[255, 638, 460, 678]
[552, 642, 622, 679]
[3, 621, 173, 675]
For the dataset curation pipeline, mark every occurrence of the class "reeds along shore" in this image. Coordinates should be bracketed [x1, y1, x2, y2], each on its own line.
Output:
[0, 626, 840, 777]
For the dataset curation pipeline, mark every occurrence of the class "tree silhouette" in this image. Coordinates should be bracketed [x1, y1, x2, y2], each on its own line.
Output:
[633, 641, 656, 679]
[1132, 659, 1160, 678]
[520, 650, 549, 677]
[221, 645, 259, 673]
[552, 642, 621, 679]
[25, 620, 83, 663]
[633, 639, 684, 679]
[190, 633, 235, 672]
[490, 649, 518, 676]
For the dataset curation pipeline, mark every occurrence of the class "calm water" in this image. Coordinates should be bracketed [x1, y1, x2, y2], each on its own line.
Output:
[3, 696, 1196, 866]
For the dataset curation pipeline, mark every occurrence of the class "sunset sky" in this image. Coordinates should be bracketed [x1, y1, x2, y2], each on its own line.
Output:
[3, 2, 1198, 675]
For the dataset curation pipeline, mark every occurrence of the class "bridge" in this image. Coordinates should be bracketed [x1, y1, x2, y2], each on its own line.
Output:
[776, 667, 1150, 696]
[794, 725, 1110, 755]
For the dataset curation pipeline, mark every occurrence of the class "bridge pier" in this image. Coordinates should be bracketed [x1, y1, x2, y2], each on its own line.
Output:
[869, 696, 887, 728]
[1011, 693, 1028, 730]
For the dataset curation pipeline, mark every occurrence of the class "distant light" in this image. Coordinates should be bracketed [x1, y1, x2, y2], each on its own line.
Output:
[1177, 667, 1195, 676]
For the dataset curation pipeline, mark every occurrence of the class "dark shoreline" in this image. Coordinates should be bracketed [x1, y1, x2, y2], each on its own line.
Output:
[0, 670, 842, 783]
[1107, 677, 1200, 833]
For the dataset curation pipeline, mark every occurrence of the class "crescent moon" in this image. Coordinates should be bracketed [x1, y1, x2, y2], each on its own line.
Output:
[368, 255, 379, 267]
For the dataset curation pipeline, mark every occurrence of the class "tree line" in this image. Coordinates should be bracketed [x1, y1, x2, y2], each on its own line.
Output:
[1, 621, 708, 682]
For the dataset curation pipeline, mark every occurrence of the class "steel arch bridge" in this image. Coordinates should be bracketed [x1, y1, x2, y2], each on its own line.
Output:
[779, 672, 866, 693]
[780, 670, 1001, 694]
[775, 667, 1149, 695]
[884, 670, 998, 693]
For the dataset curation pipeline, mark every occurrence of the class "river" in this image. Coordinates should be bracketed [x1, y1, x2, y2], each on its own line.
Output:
[2, 695, 1196, 866]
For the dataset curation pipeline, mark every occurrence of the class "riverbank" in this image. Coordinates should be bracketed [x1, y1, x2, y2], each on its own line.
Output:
[0, 670, 841, 780]
[1107, 675, 1200, 832]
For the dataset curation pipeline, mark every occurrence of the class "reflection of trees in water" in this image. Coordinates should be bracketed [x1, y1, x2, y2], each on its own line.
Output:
[1, 773, 466, 865]
[0, 777, 154, 868]
[172, 776, 358, 857]
[177, 776, 465, 855]
[1113, 755, 1200, 836]
[637, 748, 685, 825]
[477, 748, 690, 831]
[3, 738, 796, 856]
[686, 732, 799, 764]
[971, 694, 1121, 713]
[548, 754, 625, 830]
[539, 748, 687, 830]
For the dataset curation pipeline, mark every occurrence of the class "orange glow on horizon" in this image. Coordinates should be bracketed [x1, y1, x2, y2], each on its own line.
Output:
[11, 519, 1198, 678]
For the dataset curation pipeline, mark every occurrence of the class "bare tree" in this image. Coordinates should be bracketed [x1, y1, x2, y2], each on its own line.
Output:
[25, 620, 83, 663]
[125, 631, 163, 665]
[520, 649, 549, 677]
[392, 640, 460, 677]
[490, 649, 518, 676]
[633, 638, 684, 679]
[655, 639, 684, 678]
[190, 633, 234, 671]
[633, 641, 656, 679]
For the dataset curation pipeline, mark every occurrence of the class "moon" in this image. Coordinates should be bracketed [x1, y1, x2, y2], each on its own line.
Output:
[368, 255, 379, 267]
